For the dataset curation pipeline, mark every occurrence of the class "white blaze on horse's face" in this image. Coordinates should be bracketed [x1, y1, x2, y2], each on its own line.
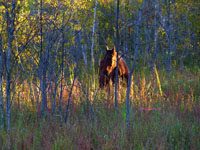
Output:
[112, 53, 117, 67]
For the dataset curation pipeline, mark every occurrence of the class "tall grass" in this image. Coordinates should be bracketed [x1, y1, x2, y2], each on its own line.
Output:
[0, 68, 199, 149]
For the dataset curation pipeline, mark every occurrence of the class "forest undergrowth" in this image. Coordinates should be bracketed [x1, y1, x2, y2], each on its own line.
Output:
[0, 67, 200, 150]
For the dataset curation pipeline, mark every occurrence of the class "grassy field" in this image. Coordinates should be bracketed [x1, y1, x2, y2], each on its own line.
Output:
[0, 68, 200, 150]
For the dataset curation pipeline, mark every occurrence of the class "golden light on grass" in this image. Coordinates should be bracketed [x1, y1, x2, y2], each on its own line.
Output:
[154, 65, 163, 97]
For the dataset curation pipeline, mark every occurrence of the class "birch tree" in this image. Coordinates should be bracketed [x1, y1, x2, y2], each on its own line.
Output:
[91, 0, 98, 69]
[114, 0, 120, 108]
[4, 0, 16, 132]
[125, 0, 146, 129]
[0, 33, 4, 129]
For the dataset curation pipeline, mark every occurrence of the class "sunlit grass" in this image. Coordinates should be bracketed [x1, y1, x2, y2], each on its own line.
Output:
[0, 68, 199, 149]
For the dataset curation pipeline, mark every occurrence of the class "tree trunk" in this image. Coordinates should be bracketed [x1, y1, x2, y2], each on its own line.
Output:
[64, 72, 76, 123]
[39, 0, 48, 118]
[0, 34, 4, 129]
[125, 0, 146, 129]
[79, 31, 87, 67]
[91, 0, 98, 69]
[58, 9, 66, 122]
[158, 0, 172, 71]
[152, 0, 159, 68]
[5, 0, 16, 133]
[114, 0, 120, 108]
[166, 0, 171, 71]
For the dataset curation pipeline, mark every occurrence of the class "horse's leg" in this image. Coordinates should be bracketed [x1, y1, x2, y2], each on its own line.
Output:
[106, 78, 111, 108]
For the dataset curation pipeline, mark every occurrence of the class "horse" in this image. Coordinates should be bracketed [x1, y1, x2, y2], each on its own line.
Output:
[99, 46, 129, 88]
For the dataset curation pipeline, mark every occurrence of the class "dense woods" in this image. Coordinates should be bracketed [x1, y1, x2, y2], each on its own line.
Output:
[0, 0, 199, 149]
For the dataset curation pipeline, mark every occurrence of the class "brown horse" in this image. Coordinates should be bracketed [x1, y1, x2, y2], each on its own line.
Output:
[99, 46, 129, 88]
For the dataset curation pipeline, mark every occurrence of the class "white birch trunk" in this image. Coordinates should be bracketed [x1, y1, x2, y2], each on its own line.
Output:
[91, 0, 98, 69]
[0, 34, 4, 129]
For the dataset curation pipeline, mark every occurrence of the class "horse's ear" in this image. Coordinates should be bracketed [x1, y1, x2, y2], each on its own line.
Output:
[112, 47, 116, 53]
[105, 46, 109, 51]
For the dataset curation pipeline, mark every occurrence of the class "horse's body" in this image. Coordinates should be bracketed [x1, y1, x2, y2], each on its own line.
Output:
[99, 46, 129, 88]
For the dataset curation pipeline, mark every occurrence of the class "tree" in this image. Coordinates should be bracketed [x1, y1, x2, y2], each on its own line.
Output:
[0, 33, 4, 129]
[4, 0, 16, 132]
[126, 0, 146, 129]
[91, 0, 98, 70]
[114, 0, 120, 108]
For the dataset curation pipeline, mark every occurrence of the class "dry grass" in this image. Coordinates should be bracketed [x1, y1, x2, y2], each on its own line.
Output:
[0, 68, 199, 149]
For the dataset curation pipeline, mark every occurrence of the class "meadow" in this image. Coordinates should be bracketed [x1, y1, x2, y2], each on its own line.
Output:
[0, 67, 199, 150]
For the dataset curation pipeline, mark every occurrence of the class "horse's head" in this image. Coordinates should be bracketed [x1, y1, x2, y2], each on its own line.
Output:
[103, 46, 117, 76]
[99, 45, 129, 88]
